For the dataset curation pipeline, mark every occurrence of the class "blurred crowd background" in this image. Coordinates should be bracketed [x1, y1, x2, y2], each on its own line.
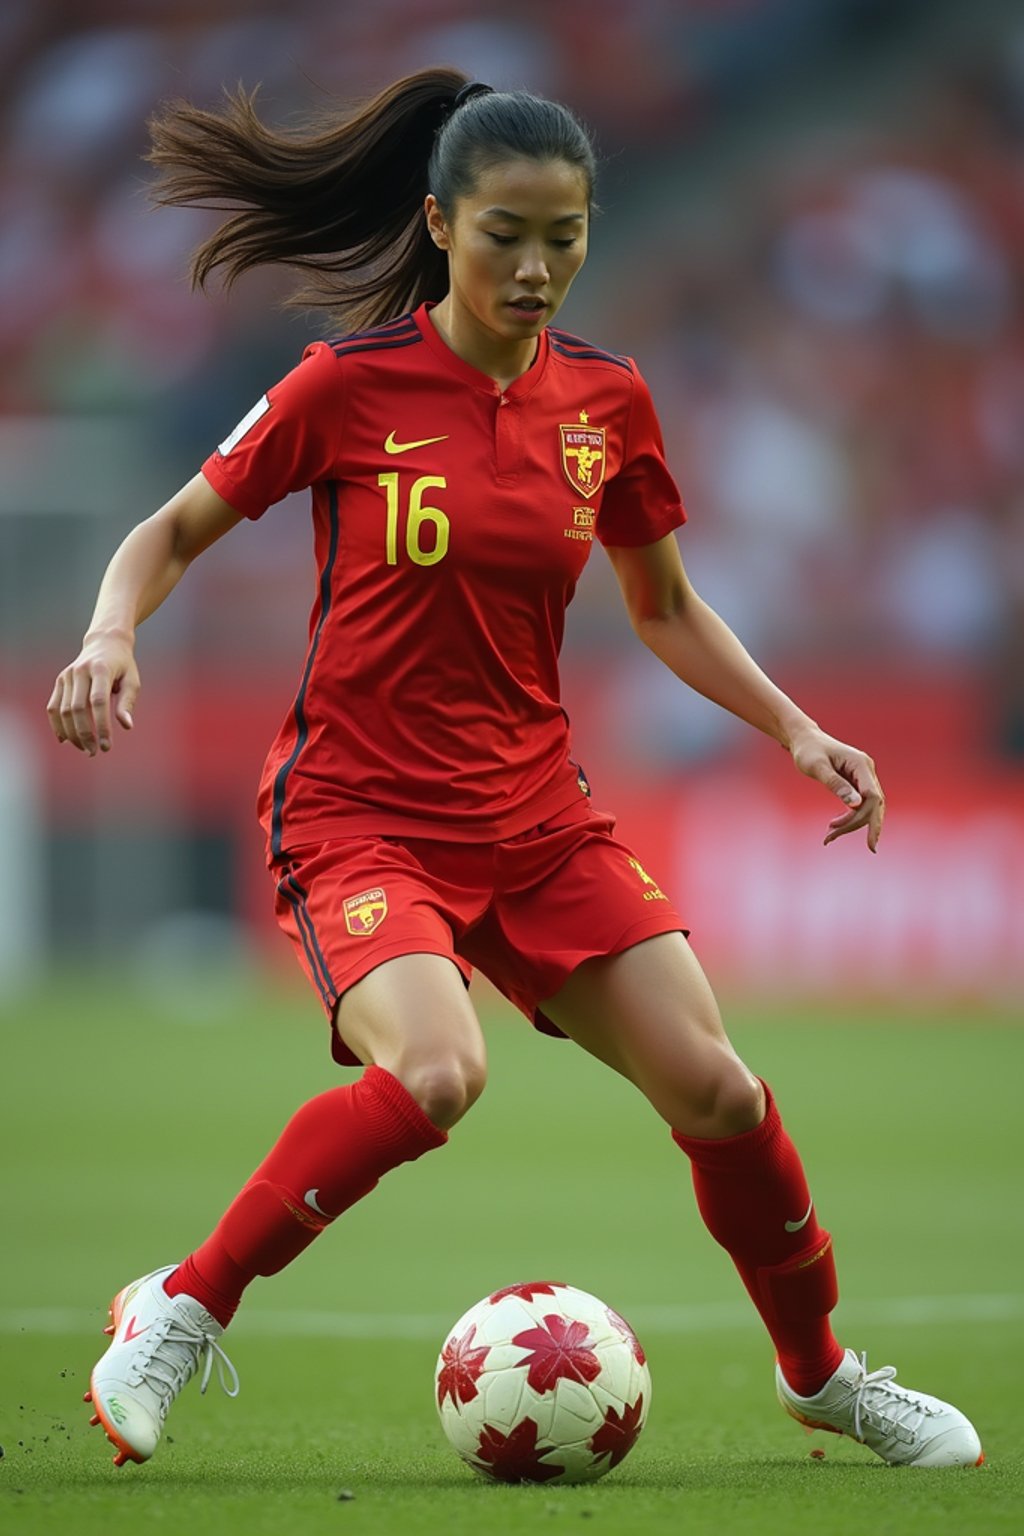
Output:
[1, 0, 1022, 1002]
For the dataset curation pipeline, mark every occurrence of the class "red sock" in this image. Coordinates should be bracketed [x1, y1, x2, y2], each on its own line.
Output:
[164, 1066, 446, 1327]
[672, 1081, 843, 1396]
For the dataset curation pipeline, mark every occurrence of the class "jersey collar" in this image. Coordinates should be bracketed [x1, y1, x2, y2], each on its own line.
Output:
[414, 302, 550, 400]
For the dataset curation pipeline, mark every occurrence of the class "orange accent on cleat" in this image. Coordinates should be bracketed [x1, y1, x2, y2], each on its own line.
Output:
[88, 1376, 147, 1467]
[789, 1406, 844, 1437]
[109, 1437, 146, 1468]
[976, 1452, 985, 1467]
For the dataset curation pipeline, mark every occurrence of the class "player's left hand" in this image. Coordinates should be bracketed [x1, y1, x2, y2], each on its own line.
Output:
[787, 728, 885, 852]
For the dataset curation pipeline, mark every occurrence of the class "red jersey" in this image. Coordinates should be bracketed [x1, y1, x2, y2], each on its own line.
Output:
[201, 304, 685, 856]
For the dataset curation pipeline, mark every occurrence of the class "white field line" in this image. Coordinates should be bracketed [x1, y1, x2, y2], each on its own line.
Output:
[1, 1292, 1021, 1340]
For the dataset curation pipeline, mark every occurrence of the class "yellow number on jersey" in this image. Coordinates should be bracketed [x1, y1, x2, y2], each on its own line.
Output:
[378, 473, 449, 567]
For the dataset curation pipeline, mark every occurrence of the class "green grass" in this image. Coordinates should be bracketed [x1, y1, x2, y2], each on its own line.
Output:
[1, 973, 1021, 1535]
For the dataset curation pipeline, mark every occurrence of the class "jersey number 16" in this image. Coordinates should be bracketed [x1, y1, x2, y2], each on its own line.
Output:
[377, 473, 449, 567]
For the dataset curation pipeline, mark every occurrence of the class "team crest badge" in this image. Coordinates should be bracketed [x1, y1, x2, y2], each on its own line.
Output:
[560, 409, 606, 499]
[626, 856, 666, 901]
[344, 887, 388, 936]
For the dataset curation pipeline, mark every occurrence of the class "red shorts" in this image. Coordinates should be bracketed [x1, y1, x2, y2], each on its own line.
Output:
[270, 798, 685, 1065]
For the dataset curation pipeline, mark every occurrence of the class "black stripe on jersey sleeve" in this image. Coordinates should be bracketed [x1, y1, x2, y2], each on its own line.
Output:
[328, 332, 424, 360]
[548, 329, 631, 372]
[326, 314, 419, 356]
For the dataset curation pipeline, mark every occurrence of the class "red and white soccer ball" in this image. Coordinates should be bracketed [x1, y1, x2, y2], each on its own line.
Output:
[435, 1281, 651, 1484]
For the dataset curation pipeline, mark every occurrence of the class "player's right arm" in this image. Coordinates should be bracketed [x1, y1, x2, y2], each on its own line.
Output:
[47, 473, 243, 756]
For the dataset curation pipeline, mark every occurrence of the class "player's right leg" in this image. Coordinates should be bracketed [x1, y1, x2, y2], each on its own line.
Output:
[87, 952, 486, 1466]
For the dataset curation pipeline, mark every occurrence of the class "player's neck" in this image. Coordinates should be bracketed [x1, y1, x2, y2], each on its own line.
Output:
[430, 299, 538, 392]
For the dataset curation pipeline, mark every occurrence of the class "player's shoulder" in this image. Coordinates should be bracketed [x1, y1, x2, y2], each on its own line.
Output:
[547, 326, 635, 379]
[308, 312, 425, 370]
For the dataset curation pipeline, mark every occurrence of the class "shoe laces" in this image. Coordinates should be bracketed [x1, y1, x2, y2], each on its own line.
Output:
[128, 1308, 240, 1418]
[849, 1351, 939, 1444]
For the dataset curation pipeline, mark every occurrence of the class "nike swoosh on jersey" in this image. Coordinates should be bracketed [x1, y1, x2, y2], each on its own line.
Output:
[384, 431, 450, 454]
[784, 1198, 814, 1233]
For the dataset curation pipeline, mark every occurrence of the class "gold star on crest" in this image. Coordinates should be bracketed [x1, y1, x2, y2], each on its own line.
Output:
[579, 409, 589, 425]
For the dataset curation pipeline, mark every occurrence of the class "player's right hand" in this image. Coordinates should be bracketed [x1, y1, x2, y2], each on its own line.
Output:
[47, 632, 140, 756]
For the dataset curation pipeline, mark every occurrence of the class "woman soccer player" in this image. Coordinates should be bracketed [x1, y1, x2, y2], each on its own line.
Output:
[48, 69, 981, 1471]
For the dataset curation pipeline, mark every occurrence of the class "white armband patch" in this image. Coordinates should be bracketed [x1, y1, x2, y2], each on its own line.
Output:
[218, 394, 270, 455]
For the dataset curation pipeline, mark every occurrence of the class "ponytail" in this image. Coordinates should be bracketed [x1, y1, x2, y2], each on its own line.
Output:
[147, 67, 597, 333]
[147, 67, 467, 332]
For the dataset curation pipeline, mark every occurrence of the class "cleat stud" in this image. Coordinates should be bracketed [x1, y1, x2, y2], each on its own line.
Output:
[83, 1391, 92, 1403]
[103, 1324, 115, 1336]
[113, 1451, 127, 1467]
[89, 1414, 100, 1427]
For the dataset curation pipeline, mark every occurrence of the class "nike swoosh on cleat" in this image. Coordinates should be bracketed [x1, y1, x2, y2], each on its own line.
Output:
[304, 1188, 334, 1218]
[784, 1198, 814, 1233]
[384, 431, 449, 454]
[122, 1315, 150, 1342]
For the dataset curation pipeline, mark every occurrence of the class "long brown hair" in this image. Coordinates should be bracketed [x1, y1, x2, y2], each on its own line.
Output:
[146, 68, 597, 333]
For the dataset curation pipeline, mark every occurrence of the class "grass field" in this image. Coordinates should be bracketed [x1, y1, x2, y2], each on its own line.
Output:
[1, 971, 1021, 1536]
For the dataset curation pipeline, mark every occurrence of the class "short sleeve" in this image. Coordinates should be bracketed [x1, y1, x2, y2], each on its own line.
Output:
[596, 363, 686, 547]
[201, 341, 344, 519]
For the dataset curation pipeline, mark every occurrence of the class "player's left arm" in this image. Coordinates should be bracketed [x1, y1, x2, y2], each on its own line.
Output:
[604, 532, 885, 850]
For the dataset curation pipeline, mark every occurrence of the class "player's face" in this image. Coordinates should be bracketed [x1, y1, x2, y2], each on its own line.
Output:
[427, 156, 589, 350]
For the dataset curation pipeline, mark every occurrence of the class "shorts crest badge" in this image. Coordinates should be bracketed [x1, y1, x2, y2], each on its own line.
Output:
[560, 409, 606, 499]
[344, 887, 388, 936]
[626, 856, 666, 901]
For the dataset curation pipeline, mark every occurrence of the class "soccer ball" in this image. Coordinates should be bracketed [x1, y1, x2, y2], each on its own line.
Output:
[434, 1281, 651, 1484]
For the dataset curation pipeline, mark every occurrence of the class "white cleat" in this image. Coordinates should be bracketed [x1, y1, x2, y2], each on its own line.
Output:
[84, 1265, 239, 1466]
[777, 1348, 983, 1468]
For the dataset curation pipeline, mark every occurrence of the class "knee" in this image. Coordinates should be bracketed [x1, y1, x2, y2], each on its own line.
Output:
[664, 1052, 765, 1138]
[396, 1051, 487, 1130]
[708, 1062, 765, 1136]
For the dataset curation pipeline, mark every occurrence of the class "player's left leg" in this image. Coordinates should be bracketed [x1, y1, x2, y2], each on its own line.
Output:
[541, 933, 843, 1393]
[542, 933, 983, 1468]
